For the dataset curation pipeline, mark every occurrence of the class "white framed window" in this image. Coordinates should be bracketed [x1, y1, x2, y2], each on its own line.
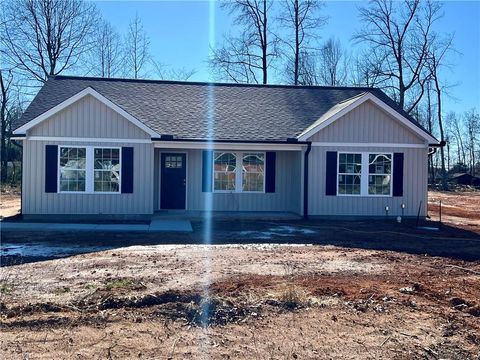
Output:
[337, 152, 393, 197]
[94, 148, 121, 193]
[368, 153, 392, 196]
[59, 147, 86, 192]
[338, 153, 362, 195]
[58, 146, 121, 194]
[213, 151, 265, 193]
[213, 152, 237, 191]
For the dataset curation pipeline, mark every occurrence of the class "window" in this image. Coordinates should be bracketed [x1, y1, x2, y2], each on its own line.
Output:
[164, 155, 183, 168]
[94, 148, 120, 192]
[337, 152, 393, 197]
[213, 151, 265, 192]
[242, 153, 265, 192]
[214, 152, 237, 191]
[368, 153, 392, 195]
[59, 147, 86, 192]
[338, 153, 361, 195]
[58, 146, 121, 194]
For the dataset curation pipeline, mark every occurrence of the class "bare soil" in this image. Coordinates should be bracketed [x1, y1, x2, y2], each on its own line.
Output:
[1, 245, 479, 359]
[428, 191, 480, 233]
[0, 186, 21, 219]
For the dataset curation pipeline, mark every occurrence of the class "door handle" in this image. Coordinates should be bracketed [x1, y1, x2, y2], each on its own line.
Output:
[183, 178, 186, 186]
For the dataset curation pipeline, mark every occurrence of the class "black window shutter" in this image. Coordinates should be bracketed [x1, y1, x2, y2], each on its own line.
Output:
[202, 150, 213, 192]
[265, 152, 276, 193]
[45, 145, 58, 193]
[325, 151, 337, 196]
[121, 147, 134, 193]
[393, 152, 404, 197]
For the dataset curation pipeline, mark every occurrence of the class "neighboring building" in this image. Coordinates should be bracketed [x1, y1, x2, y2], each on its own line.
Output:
[449, 173, 480, 187]
[12, 76, 440, 220]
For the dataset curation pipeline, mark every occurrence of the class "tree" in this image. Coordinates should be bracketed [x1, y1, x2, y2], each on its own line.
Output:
[351, 51, 382, 87]
[0, 0, 98, 83]
[124, 14, 150, 79]
[354, 0, 442, 113]
[277, 0, 326, 85]
[465, 109, 480, 176]
[210, 0, 277, 84]
[0, 70, 13, 182]
[317, 38, 348, 86]
[426, 33, 455, 190]
[87, 20, 123, 78]
[151, 60, 196, 81]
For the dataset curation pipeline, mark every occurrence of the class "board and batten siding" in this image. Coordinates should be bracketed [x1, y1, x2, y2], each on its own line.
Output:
[309, 100, 425, 144]
[22, 94, 154, 216]
[154, 149, 302, 214]
[306, 99, 428, 217]
[28, 94, 150, 139]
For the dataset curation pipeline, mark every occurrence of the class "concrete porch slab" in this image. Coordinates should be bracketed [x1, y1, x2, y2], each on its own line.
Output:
[149, 219, 193, 232]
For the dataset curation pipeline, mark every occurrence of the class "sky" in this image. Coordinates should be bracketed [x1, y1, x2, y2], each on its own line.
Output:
[94, 0, 480, 114]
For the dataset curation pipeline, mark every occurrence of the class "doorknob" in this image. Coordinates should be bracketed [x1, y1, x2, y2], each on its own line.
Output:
[183, 178, 186, 186]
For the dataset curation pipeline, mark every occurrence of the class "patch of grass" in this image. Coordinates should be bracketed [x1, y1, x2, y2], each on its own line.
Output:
[105, 278, 134, 290]
[84, 284, 96, 290]
[0, 283, 14, 294]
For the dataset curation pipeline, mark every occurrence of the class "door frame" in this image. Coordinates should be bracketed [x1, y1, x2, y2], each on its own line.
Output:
[159, 151, 188, 210]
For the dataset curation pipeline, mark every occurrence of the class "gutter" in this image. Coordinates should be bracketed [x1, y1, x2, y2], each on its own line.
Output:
[303, 142, 312, 219]
[151, 136, 310, 145]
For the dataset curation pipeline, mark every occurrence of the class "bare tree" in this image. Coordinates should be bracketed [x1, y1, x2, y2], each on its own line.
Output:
[354, 0, 442, 113]
[124, 13, 150, 79]
[426, 33, 455, 190]
[210, 0, 277, 84]
[151, 60, 196, 81]
[465, 109, 480, 176]
[446, 111, 466, 168]
[87, 20, 123, 78]
[0, 70, 13, 182]
[277, 0, 326, 85]
[317, 38, 348, 86]
[0, 0, 98, 83]
[351, 51, 382, 87]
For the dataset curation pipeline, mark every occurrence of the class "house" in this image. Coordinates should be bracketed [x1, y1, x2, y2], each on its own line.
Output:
[449, 173, 480, 187]
[12, 76, 440, 220]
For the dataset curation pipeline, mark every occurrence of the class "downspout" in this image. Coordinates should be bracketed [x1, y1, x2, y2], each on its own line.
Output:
[303, 142, 312, 219]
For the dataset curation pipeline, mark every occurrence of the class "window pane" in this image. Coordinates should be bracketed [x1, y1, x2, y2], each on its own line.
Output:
[368, 175, 391, 195]
[242, 153, 265, 192]
[94, 148, 121, 192]
[368, 154, 392, 174]
[338, 153, 362, 195]
[58, 147, 86, 192]
[214, 152, 236, 191]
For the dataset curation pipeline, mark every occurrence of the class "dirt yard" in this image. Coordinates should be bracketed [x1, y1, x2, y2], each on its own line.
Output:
[0, 186, 21, 219]
[1, 190, 479, 359]
[1, 245, 480, 359]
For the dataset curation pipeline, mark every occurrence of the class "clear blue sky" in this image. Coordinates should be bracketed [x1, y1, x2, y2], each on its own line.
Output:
[95, 0, 480, 114]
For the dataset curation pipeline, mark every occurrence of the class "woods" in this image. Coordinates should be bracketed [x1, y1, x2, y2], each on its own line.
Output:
[0, 0, 478, 186]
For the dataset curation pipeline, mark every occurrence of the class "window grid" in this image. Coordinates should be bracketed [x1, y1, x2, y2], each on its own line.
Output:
[368, 154, 392, 195]
[94, 148, 120, 193]
[242, 152, 265, 192]
[213, 152, 237, 191]
[59, 147, 86, 192]
[338, 153, 362, 195]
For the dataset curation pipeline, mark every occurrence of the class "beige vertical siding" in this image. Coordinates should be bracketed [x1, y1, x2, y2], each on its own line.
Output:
[22, 140, 154, 215]
[154, 149, 302, 214]
[310, 100, 425, 144]
[28, 95, 150, 139]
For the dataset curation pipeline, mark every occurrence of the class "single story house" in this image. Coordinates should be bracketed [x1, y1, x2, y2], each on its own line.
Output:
[12, 76, 440, 220]
[449, 173, 480, 187]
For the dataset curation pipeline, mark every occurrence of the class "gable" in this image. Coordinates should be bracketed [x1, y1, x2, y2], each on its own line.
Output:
[27, 94, 151, 139]
[305, 99, 430, 145]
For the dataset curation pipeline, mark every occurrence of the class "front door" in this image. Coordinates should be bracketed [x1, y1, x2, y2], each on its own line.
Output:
[160, 153, 186, 210]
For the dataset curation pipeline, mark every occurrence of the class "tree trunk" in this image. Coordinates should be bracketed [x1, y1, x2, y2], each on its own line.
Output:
[433, 76, 448, 190]
[0, 72, 8, 183]
[294, 0, 299, 85]
[262, 0, 268, 84]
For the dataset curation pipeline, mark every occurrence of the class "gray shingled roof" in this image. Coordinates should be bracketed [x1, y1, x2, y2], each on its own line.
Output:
[15, 75, 429, 142]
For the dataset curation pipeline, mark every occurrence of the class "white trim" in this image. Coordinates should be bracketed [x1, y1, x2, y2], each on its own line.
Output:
[57, 145, 122, 195]
[14, 87, 159, 137]
[312, 142, 427, 148]
[337, 151, 394, 198]
[297, 92, 438, 144]
[27, 136, 151, 144]
[212, 151, 266, 193]
[154, 141, 304, 151]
